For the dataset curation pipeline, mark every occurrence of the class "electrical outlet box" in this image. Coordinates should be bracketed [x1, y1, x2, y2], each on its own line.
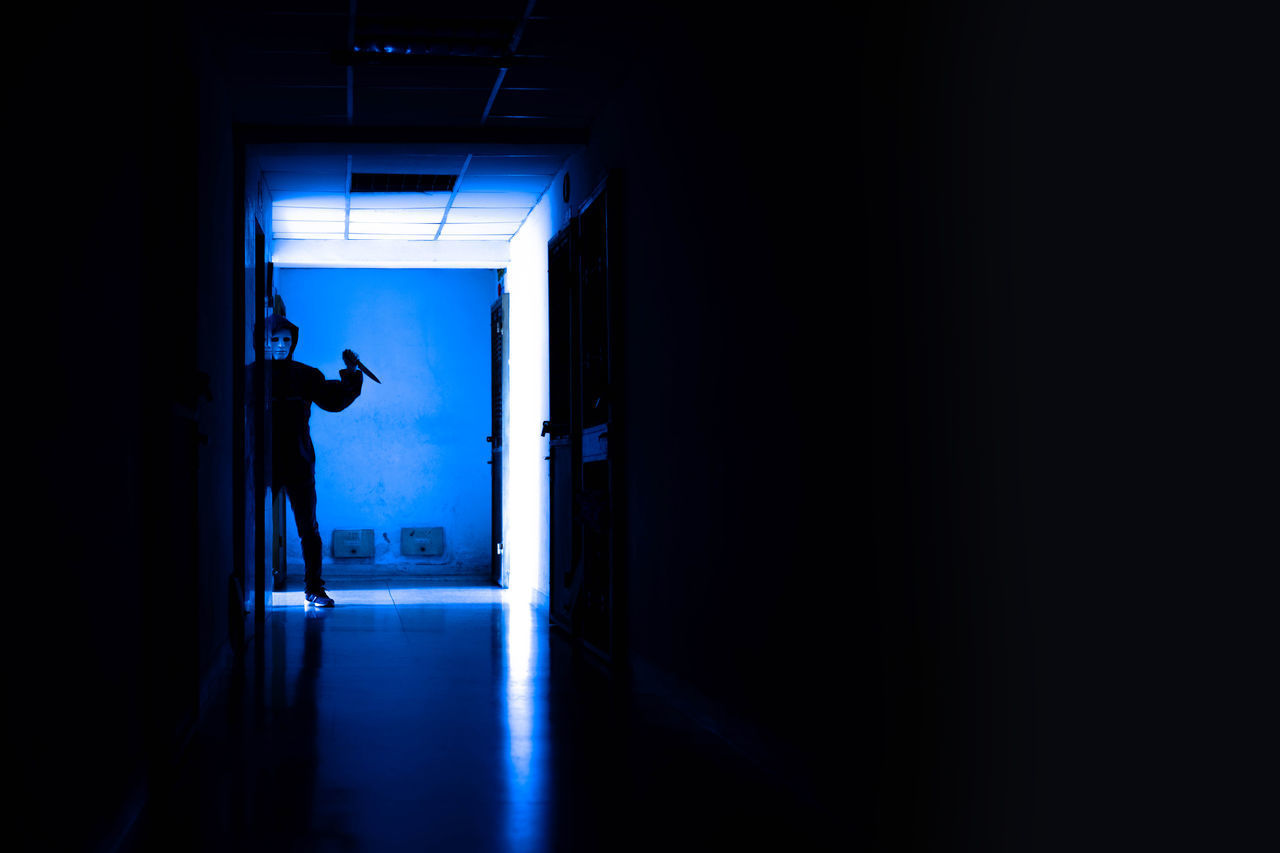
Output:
[331, 528, 374, 558]
[401, 526, 445, 558]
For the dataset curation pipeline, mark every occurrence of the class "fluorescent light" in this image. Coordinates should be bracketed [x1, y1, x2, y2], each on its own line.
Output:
[274, 220, 344, 236]
[447, 207, 532, 224]
[270, 193, 347, 207]
[273, 206, 346, 222]
[452, 191, 540, 208]
[349, 208, 445, 225]
[347, 233, 438, 241]
[273, 232, 346, 240]
[441, 223, 519, 236]
[349, 221, 444, 236]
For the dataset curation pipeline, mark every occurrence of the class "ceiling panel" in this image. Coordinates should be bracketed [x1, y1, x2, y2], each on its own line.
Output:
[451, 191, 542, 208]
[235, 1, 628, 247]
[265, 171, 348, 192]
[260, 137, 581, 240]
[455, 175, 552, 193]
[353, 65, 497, 91]
[349, 208, 446, 224]
[230, 84, 348, 124]
[273, 207, 346, 222]
[270, 193, 347, 207]
[445, 206, 532, 223]
[258, 155, 350, 172]
[464, 154, 565, 175]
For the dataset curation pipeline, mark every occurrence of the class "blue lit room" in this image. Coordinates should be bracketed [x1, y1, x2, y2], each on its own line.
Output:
[252, 142, 572, 608]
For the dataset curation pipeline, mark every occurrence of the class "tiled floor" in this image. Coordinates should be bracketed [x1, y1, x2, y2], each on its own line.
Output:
[134, 579, 837, 851]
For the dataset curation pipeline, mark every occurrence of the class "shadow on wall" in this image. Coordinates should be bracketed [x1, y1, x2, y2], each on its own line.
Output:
[273, 267, 499, 577]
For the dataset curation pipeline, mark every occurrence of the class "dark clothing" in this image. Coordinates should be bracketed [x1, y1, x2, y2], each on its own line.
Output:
[280, 469, 324, 591]
[259, 311, 363, 594]
[268, 359, 364, 479]
[268, 359, 362, 593]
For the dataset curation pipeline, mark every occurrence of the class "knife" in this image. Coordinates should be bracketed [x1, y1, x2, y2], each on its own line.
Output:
[343, 349, 382, 383]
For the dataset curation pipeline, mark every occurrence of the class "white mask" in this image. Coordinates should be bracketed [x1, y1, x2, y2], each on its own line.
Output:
[268, 330, 293, 360]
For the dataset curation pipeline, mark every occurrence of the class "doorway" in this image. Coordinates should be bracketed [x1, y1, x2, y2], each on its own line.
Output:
[490, 282, 509, 586]
[264, 267, 500, 586]
[547, 174, 626, 664]
[232, 219, 269, 651]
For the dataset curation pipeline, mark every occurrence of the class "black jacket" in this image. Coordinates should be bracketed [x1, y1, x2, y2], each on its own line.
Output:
[260, 312, 363, 478]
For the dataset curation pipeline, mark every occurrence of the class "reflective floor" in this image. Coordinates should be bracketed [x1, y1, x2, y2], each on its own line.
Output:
[135, 580, 837, 852]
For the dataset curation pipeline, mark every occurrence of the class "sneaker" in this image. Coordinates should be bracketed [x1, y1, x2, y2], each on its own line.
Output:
[305, 590, 335, 607]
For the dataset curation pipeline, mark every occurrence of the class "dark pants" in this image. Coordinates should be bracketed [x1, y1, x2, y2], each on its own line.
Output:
[279, 471, 325, 593]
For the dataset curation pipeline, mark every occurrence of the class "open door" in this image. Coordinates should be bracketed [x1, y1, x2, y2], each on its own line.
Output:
[268, 267, 287, 594]
[233, 221, 269, 652]
[491, 282, 509, 586]
[547, 223, 575, 626]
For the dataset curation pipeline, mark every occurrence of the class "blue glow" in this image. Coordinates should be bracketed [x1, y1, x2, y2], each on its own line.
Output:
[274, 220, 344, 237]
[502, 598, 546, 851]
[502, 186, 554, 604]
[266, 177, 559, 605]
[270, 587, 509, 607]
[348, 222, 440, 237]
[272, 268, 494, 574]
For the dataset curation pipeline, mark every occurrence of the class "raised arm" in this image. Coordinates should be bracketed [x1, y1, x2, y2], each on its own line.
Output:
[310, 354, 364, 412]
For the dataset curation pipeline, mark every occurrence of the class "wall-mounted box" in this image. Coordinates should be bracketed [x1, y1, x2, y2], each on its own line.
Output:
[332, 528, 374, 558]
[401, 526, 445, 558]
[582, 423, 608, 462]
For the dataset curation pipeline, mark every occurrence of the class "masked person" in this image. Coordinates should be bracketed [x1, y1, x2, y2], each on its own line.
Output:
[263, 305, 364, 607]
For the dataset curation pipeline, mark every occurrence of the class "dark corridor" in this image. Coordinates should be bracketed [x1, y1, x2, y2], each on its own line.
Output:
[129, 581, 834, 852]
[20, 4, 1275, 852]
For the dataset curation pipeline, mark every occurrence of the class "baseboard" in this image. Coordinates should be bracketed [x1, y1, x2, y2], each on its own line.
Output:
[310, 563, 492, 580]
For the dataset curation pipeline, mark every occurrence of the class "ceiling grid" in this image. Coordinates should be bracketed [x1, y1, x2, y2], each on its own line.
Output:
[240, 1, 637, 246]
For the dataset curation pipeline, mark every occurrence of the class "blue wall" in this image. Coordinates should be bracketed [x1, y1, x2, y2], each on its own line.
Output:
[274, 267, 498, 575]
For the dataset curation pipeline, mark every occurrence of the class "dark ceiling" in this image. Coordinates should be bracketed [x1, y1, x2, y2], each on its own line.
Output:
[192, 1, 666, 247]
[205, 0, 645, 130]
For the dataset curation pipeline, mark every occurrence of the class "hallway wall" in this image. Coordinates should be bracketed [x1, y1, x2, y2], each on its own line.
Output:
[274, 267, 496, 575]
[22, 7, 217, 849]
[504, 189, 555, 604]
[553, 6, 846, 822]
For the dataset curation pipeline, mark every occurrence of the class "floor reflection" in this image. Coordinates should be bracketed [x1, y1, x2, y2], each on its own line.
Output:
[501, 598, 547, 852]
[138, 581, 834, 851]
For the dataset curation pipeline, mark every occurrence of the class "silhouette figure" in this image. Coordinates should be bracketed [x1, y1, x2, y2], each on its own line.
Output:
[262, 301, 364, 606]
